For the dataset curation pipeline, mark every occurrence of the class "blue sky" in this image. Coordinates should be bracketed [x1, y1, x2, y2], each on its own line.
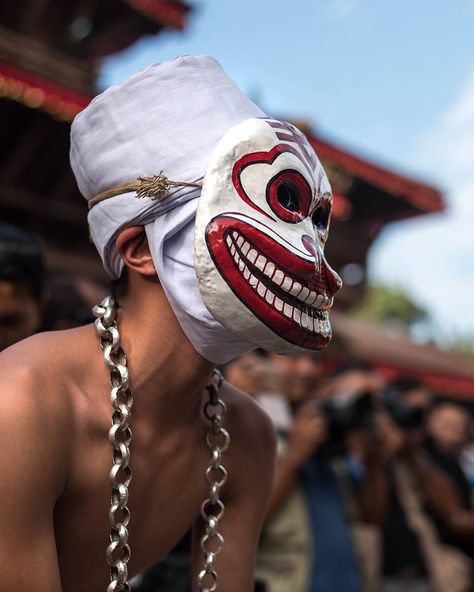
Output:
[101, 0, 474, 343]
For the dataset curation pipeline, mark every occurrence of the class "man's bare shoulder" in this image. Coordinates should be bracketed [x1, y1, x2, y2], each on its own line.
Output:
[2, 323, 95, 356]
[0, 326, 97, 439]
[0, 325, 96, 381]
[0, 329, 96, 500]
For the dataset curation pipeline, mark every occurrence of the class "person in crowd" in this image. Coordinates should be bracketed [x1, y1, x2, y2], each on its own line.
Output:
[425, 402, 474, 559]
[0, 223, 44, 351]
[256, 357, 386, 592]
[224, 351, 266, 398]
[372, 379, 473, 592]
[374, 379, 434, 591]
[427, 402, 471, 459]
[460, 436, 474, 493]
[226, 352, 293, 435]
[272, 352, 323, 410]
[41, 273, 107, 331]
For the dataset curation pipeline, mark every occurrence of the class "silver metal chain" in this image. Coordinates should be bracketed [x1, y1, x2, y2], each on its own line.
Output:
[93, 297, 229, 592]
[93, 296, 133, 592]
[198, 369, 230, 592]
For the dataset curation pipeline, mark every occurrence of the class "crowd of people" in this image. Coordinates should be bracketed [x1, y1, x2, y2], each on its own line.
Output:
[227, 352, 474, 592]
[1, 221, 473, 592]
[0, 222, 106, 350]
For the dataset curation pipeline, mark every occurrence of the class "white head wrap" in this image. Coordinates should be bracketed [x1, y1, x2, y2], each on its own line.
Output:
[70, 55, 265, 364]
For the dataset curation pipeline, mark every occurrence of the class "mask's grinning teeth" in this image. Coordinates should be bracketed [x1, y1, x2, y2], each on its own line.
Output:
[225, 231, 332, 337]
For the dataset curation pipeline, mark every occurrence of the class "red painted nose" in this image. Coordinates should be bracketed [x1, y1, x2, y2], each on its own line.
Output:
[302, 235, 343, 297]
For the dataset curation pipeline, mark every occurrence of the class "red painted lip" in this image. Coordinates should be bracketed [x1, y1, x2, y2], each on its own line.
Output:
[205, 215, 340, 350]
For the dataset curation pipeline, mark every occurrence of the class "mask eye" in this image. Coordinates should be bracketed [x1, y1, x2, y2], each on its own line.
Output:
[266, 170, 312, 223]
[277, 181, 300, 211]
[311, 194, 332, 237]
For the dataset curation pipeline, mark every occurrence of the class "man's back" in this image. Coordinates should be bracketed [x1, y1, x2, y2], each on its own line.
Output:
[0, 326, 275, 591]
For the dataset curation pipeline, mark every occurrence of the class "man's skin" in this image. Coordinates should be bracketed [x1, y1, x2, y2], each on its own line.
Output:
[0, 227, 276, 592]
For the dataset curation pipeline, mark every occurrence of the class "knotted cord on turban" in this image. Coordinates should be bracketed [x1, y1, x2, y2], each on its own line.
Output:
[88, 173, 202, 209]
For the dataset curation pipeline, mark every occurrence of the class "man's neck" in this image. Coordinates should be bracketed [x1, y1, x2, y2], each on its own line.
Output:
[115, 287, 214, 429]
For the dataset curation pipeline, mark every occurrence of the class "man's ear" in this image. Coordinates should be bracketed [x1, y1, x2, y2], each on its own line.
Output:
[115, 226, 156, 277]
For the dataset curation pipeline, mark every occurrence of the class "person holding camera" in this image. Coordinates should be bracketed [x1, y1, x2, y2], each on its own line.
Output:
[369, 379, 473, 592]
[424, 403, 474, 565]
[256, 358, 385, 592]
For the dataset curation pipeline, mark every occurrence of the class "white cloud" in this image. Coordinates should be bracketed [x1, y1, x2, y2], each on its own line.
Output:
[327, 0, 362, 22]
[370, 68, 474, 337]
[444, 72, 474, 127]
[417, 70, 474, 185]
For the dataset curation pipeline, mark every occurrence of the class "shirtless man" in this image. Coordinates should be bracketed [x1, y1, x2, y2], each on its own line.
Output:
[0, 56, 341, 591]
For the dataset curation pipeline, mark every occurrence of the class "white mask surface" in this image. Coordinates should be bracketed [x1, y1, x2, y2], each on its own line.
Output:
[195, 117, 342, 354]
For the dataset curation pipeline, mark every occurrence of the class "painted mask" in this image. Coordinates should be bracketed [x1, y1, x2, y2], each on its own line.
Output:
[195, 117, 342, 354]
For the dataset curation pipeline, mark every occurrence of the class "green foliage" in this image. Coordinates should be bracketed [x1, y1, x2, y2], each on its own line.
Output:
[443, 332, 474, 356]
[352, 284, 474, 355]
[352, 283, 429, 331]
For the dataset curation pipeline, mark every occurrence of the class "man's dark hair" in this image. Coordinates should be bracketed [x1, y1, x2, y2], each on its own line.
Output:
[41, 274, 96, 330]
[0, 224, 44, 300]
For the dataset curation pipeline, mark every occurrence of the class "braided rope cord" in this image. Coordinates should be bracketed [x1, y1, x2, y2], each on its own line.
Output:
[88, 173, 202, 209]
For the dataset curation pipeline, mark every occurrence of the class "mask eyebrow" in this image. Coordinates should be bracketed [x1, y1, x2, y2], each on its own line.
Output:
[310, 169, 325, 211]
[233, 144, 316, 221]
[265, 119, 318, 172]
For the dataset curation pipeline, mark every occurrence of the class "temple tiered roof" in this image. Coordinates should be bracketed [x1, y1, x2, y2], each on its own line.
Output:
[0, 0, 192, 276]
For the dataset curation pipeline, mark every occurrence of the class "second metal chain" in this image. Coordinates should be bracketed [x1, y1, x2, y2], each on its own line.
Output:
[198, 369, 230, 592]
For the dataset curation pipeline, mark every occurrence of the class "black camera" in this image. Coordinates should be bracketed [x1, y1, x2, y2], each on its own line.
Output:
[320, 391, 376, 452]
[383, 387, 424, 430]
[318, 386, 424, 457]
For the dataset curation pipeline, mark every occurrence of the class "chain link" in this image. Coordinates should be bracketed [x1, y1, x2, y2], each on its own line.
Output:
[198, 369, 229, 592]
[93, 296, 133, 592]
[93, 298, 229, 592]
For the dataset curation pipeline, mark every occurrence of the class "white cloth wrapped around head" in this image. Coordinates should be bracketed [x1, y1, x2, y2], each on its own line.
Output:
[70, 55, 341, 364]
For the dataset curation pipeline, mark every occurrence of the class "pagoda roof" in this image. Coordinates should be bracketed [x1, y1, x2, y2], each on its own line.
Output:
[310, 133, 444, 220]
[0, 1, 192, 64]
[285, 121, 444, 227]
[0, 0, 193, 120]
[329, 311, 474, 399]
[123, 0, 191, 29]
[0, 60, 91, 122]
